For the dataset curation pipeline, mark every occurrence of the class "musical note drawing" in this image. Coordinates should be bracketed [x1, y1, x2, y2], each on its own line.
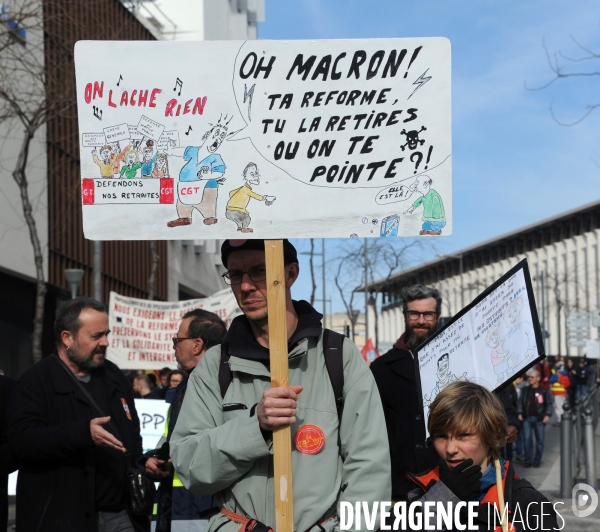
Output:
[173, 77, 183, 96]
[185, 126, 192, 136]
[117, 74, 123, 86]
[93, 106, 102, 120]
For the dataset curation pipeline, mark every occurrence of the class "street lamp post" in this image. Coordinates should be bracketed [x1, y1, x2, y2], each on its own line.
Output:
[64, 269, 85, 299]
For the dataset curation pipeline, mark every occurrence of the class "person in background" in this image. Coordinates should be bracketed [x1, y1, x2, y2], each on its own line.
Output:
[148, 367, 171, 399]
[145, 309, 227, 532]
[133, 374, 153, 399]
[0, 374, 16, 531]
[517, 370, 553, 468]
[575, 359, 588, 401]
[147, 373, 158, 388]
[536, 358, 551, 390]
[566, 358, 577, 406]
[167, 370, 186, 388]
[549, 361, 570, 426]
[370, 284, 442, 501]
[513, 374, 528, 461]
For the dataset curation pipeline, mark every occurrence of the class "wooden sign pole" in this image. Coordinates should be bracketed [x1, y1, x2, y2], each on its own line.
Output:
[494, 458, 509, 532]
[265, 239, 294, 532]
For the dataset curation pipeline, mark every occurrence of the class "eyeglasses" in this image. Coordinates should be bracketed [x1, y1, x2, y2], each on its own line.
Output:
[404, 310, 439, 322]
[172, 337, 194, 347]
[222, 266, 267, 285]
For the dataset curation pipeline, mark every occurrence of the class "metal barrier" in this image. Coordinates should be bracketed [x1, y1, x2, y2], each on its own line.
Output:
[560, 374, 598, 497]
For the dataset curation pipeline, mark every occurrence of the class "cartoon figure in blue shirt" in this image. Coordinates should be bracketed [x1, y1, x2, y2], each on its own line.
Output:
[140, 140, 157, 177]
[167, 115, 233, 227]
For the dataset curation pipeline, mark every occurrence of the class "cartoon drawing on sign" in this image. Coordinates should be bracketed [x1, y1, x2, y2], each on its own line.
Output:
[92, 145, 116, 178]
[167, 115, 235, 228]
[120, 148, 142, 178]
[151, 153, 169, 179]
[404, 175, 446, 235]
[225, 163, 276, 233]
[74, 38, 452, 238]
[110, 142, 130, 177]
[400, 126, 426, 151]
[140, 140, 157, 177]
[379, 214, 400, 237]
[499, 297, 537, 369]
[423, 353, 467, 408]
[486, 324, 508, 384]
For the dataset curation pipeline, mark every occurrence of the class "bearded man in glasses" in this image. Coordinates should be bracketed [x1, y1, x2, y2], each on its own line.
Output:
[370, 284, 443, 502]
[170, 239, 390, 532]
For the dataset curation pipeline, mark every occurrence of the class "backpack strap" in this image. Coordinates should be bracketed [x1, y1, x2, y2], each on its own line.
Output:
[323, 328, 345, 422]
[219, 329, 346, 424]
[219, 343, 232, 399]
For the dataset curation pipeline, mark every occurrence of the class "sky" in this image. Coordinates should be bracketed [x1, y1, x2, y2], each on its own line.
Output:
[255, 0, 600, 313]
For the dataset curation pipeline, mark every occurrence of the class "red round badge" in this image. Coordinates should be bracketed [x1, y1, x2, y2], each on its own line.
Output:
[295, 424, 325, 455]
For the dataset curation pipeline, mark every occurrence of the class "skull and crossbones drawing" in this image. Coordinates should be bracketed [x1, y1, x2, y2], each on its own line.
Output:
[400, 126, 427, 151]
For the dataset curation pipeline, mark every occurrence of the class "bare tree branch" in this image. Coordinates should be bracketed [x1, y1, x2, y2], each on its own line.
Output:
[526, 35, 600, 126]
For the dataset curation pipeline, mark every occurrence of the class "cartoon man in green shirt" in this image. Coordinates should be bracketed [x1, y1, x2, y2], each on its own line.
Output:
[404, 175, 446, 235]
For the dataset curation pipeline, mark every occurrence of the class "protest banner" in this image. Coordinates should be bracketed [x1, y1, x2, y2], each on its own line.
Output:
[107, 288, 242, 370]
[135, 398, 170, 453]
[74, 38, 451, 240]
[415, 259, 544, 435]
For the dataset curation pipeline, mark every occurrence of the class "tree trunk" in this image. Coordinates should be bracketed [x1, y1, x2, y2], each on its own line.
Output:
[13, 126, 46, 364]
[148, 240, 160, 300]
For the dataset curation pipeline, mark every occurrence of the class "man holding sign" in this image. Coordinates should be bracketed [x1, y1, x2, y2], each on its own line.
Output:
[170, 239, 390, 532]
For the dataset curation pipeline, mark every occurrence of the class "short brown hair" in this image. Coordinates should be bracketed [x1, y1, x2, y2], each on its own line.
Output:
[428, 381, 507, 459]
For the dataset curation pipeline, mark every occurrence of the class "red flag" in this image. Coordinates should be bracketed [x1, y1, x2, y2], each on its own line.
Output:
[361, 338, 380, 363]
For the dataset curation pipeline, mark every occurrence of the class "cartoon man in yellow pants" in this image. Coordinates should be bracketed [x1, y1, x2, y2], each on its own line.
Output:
[225, 163, 275, 233]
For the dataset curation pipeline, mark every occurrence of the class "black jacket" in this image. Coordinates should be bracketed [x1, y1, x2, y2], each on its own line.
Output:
[517, 385, 553, 422]
[8, 354, 149, 532]
[0, 375, 16, 531]
[370, 334, 438, 500]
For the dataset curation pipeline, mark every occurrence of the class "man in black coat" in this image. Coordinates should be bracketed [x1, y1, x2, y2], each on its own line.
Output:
[8, 297, 149, 532]
[144, 308, 226, 532]
[370, 284, 442, 501]
[0, 374, 16, 531]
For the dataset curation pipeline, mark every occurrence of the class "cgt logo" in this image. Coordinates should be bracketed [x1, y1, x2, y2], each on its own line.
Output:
[573, 483, 599, 518]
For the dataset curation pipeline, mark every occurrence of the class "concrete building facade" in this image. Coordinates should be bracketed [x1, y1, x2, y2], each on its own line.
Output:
[366, 201, 600, 357]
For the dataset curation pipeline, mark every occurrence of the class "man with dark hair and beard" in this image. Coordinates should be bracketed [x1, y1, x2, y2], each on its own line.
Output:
[8, 297, 149, 532]
[370, 284, 442, 502]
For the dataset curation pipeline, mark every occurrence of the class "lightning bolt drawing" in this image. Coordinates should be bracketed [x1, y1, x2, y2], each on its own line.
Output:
[408, 69, 432, 100]
[243, 83, 256, 122]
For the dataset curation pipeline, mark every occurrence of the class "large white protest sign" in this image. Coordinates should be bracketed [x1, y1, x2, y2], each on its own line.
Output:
[107, 288, 242, 370]
[416, 260, 544, 434]
[74, 38, 451, 240]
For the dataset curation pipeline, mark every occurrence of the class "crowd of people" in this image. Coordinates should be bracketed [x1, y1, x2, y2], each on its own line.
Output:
[2, 238, 593, 531]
